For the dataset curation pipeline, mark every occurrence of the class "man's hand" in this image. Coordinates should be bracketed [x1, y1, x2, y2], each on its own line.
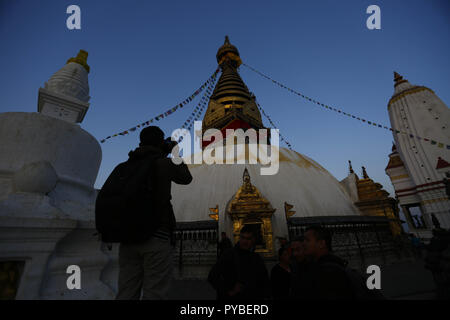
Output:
[162, 137, 178, 156]
[228, 282, 244, 296]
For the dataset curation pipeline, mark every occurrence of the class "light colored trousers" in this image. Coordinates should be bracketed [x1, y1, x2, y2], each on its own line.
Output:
[116, 236, 173, 300]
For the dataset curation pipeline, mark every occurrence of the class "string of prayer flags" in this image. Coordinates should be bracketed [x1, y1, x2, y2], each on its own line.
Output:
[255, 99, 293, 150]
[100, 68, 220, 143]
[172, 71, 220, 142]
[243, 63, 450, 150]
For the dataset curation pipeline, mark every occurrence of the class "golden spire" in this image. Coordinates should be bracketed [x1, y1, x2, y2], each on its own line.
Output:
[67, 50, 90, 73]
[393, 71, 402, 81]
[348, 160, 354, 174]
[216, 35, 242, 67]
[243, 167, 250, 182]
[202, 37, 264, 138]
[242, 167, 255, 193]
[362, 166, 369, 179]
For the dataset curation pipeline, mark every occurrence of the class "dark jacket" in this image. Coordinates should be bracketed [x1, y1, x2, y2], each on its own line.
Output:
[308, 254, 354, 300]
[290, 260, 313, 299]
[270, 264, 291, 300]
[208, 244, 270, 300]
[218, 238, 233, 256]
[127, 145, 192, 234]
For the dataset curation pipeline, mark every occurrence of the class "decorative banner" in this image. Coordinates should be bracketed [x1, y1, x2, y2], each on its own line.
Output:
[100, 68, 220, 143]
[173, 71, 220, 142]
[255, 99, 293, 150]
[243, 63, 450, 150]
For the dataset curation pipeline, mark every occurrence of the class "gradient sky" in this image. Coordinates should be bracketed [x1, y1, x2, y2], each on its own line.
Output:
[1, 0, 449, 199]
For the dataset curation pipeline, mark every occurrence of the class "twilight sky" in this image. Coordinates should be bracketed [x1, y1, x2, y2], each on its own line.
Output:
[1, 0, 449, 198]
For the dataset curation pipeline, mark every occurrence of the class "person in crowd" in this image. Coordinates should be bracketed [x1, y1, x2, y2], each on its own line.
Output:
[289, 235, 313, 299]
[270, 246, 292, 299]
[218, 232, 233, 257]
[207, 225, 270, 300]
[425, 228, 450, 300]
[302, 225, 354, 299]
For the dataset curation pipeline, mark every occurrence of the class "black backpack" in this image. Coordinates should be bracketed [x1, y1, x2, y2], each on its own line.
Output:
[95, 154, 159, 244]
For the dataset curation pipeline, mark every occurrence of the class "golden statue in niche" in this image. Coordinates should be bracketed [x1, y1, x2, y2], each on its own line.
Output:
[227, 168, 276, 257]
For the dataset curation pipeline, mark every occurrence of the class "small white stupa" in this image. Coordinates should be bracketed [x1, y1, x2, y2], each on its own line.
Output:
[0, 50, 117, 299]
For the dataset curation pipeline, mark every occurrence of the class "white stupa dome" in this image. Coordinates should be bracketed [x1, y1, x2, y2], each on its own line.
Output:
[171, 144, 360, 237]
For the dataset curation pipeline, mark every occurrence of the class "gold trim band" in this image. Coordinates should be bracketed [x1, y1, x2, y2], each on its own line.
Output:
[391, 174, 409, 181]
[388, 86, 434, 109]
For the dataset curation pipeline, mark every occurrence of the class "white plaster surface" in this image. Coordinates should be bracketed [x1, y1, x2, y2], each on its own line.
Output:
[0, 112, 101, 220]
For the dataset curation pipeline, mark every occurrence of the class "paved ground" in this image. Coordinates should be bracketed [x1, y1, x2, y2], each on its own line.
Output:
[167, 258, 438, 300]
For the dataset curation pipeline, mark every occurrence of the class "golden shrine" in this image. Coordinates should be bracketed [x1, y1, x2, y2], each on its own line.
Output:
[353, 164, 402, 235]
[226, 168, 276, 257]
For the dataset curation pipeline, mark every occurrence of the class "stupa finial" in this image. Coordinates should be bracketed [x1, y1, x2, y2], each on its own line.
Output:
[348, 160, 354, 174]
[362, 166, 369, 179]
[392, 142, 397, 152]
[67, 49, 90, 73]
[216, 35, 241, 67]
[243, 167, 250, 184]
[393, 71, 407, 86]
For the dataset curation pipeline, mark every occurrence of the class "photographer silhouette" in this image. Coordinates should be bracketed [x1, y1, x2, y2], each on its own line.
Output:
[96, 126, 192, 300]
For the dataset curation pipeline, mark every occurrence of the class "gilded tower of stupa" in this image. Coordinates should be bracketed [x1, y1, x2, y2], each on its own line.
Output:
[202, 36, 266, 148]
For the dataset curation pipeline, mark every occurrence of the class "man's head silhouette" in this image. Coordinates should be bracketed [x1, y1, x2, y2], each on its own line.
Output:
[304, 225, 332, 260]
[140, 126, 164, 148]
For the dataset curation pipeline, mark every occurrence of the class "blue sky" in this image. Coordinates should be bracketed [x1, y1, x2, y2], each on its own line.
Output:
[1, 0, 449, 199]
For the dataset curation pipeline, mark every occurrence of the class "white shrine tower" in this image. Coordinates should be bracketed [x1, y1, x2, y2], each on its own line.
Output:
[385, 72, 450, 238]
[0, 50, 118, 299]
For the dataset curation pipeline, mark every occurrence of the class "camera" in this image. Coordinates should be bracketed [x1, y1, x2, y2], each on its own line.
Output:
[162, 137, 178, 155]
